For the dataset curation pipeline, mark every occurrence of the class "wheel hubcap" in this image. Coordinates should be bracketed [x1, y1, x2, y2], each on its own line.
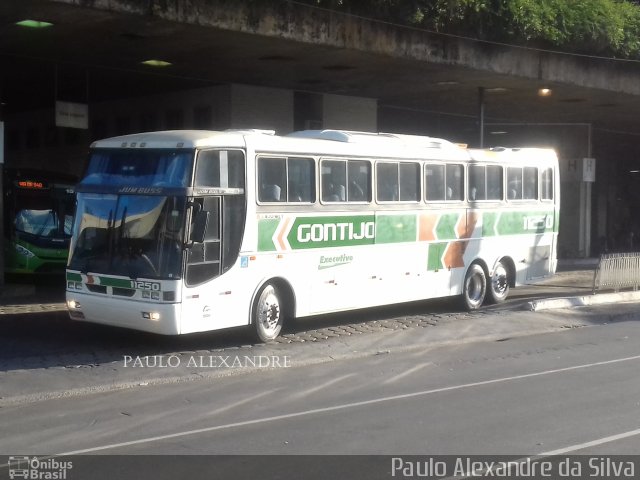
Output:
[258, 290, 280, 333]
[468, 274, 483, 302]
[492, 266, 508, 295]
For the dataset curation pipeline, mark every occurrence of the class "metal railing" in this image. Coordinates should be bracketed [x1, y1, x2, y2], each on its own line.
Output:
[593, 252, 640, 293]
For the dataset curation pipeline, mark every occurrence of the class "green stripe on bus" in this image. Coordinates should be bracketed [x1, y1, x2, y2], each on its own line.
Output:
[258, 218, 279, 252]
[496, 211, 555, 236]
[482, 212, 499, 237]
[427, 242, 446, 271]
[257, 209, 558, 252]
[66, 272, 82, 281]
[375, 214, 417, 244]
[96, 276, 134, 288]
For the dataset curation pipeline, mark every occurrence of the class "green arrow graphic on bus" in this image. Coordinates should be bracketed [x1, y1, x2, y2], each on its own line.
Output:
[258, 218, 280, 252]
[435, 213, 460, 241]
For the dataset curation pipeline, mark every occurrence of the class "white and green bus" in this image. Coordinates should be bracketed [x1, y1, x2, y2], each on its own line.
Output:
[66, 129, 559, 341]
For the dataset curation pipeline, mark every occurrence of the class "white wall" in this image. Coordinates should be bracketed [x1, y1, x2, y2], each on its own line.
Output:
[4, 85, 380, 177]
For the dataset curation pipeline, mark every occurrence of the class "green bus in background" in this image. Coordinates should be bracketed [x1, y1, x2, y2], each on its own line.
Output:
[4, 168, 77, 277]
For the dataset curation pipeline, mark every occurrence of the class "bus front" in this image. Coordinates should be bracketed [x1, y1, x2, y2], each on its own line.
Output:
[66, 141, 194, 334]
[5, 175, 76, 276]
[66, 132, 247, 335]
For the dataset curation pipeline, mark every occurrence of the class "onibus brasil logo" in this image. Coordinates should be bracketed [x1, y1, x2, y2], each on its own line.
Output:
[8, 457, 72, 479]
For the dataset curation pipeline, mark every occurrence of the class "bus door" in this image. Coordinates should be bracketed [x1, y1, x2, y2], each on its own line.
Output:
[182, 194, 246, 331]
[525, 212, 554, 280]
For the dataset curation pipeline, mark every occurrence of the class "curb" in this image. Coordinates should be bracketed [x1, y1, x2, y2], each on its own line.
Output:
[526, 290, 640, 311]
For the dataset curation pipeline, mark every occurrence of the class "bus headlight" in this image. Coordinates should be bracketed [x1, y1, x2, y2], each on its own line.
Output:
[67, 300, 82, 309]
[15, 245, 35, 258]
[68, 300, 85, 320]
[142, 312, 161, 321]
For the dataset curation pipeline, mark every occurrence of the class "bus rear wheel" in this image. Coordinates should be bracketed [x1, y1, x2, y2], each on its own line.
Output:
[252, 283, 284, 342]
[487, 261, 510, 304]
[461, 264, 486, 311]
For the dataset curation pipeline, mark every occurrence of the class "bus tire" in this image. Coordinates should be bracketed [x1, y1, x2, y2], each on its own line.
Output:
[252, 283, 284, 342]
[487, 261, 510, 304]
[461, 263, 486, 311]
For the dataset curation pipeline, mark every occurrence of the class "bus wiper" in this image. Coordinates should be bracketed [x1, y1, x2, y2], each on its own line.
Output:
[106, 209, 114, 263]
[118, 206, 128, 241]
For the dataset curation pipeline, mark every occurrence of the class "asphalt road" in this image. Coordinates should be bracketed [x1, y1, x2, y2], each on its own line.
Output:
[3, 266, 637, 480]
[1, 311, 639, 479]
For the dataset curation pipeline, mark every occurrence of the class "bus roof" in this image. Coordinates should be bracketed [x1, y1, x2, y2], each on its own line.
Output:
[468, 146, 559, 164]
[89, 130, 254, 149]
[89, 129, 557, 164]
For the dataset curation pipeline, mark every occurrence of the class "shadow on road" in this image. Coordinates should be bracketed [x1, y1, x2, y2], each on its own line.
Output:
[0, 268, 603, 373]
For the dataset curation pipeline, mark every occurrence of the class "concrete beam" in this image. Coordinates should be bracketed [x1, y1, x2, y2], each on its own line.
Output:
[51, 0, 640, 96]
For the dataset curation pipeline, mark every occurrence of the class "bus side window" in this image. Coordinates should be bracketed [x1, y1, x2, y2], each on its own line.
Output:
[507, 167, 523, 200]
[399, 162, 420, 202]
[321, 160, 347, 202]
[376, 162, 398, 202]
[287, 157, 316, 203]
[347, 160, 370, 202]
[541, 167, 553, 200]
[425, 164, 445, 201]
[196, 150, 245, 188]
[523, 167, 538, 200]
[445, 164, 464, 201]
[487, 165, 503, 200]
[468, 165, 486, 201]
[258, 157, 287, 202]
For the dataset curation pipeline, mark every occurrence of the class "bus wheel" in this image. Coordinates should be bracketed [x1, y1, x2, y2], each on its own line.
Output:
[487, 261, 510, 304]
[461, 264, 486, 311]
[253, 283, 284, 342]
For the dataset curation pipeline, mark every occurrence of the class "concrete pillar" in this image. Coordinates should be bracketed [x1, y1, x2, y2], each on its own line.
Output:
[579, 181, 592, 257]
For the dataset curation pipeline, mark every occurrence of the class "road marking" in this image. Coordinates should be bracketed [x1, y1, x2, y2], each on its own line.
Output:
[540, 427, 640, 456]
[205, 389, 276, 417]
[58, 353, 640, 455]
[383, 362, 432, 385]
[290, 373, 355, 400]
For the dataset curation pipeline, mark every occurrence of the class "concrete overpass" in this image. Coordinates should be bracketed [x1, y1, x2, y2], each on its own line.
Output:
[2, 0, 640, 259]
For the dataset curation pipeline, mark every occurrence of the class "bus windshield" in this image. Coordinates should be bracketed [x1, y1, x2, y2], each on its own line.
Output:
[13, 187, 74, 240]
[68, 193, 186, 279]
[82, 149, 193, 187]
[4, 171, 77, 275]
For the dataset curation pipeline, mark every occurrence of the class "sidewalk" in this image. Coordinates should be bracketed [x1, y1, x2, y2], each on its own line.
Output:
[0, 279, 66, 314]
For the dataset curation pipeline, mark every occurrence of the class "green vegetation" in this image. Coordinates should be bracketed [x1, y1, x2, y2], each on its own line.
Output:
[302, 0, 640, 59]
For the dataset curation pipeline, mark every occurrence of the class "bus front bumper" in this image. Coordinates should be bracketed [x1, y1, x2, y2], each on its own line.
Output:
[65, 291, 182, 335]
